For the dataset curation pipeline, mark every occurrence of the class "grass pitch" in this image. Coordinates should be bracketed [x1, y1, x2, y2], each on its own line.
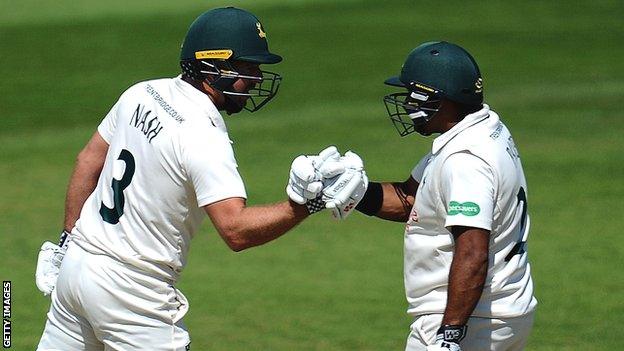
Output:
[1, 0, 623, 349]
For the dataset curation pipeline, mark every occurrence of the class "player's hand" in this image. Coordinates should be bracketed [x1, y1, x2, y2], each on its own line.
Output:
[35, 231, 71, 296]
[322, 151, 368, 220]
[286, 146, 344, 206]
[426, 325, 466, 351]
[286, 154, 322, 204]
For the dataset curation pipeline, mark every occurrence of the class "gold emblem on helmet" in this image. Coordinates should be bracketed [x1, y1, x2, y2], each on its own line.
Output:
[475, 77, 483, 93]
[256, 22, 266, 38]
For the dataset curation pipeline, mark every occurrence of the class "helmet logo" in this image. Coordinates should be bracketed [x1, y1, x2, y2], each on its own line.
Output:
[475, 77, 483, 93]
[195, 49, 233, 60]
[413, 83, 435, 93]
[256, 22, 266, 38]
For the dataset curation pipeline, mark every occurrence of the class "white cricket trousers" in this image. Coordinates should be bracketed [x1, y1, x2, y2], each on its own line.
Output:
[37, 243, 191, 351]
[405, 312, 534, 351]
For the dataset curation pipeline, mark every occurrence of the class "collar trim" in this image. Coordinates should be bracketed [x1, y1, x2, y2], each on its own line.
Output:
[174, 76, 227, 133]
[431, 104, 492, 154]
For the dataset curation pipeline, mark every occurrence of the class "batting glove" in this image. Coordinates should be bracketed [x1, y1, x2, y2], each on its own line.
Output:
[35, 230, 71, 296]
[426, 325, 467, 351]
[286, 146, 344, 206]
[322, 151, 368, 220]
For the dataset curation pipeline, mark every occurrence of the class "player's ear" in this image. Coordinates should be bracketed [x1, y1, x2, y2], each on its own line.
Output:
[200, 81, 225, 104]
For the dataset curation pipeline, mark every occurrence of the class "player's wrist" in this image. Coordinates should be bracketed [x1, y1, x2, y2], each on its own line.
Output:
[304, 196, 326, 215]
[435, 324, 467, 345]
[355, 181, 382, 216]
[58, 230, 72, 251]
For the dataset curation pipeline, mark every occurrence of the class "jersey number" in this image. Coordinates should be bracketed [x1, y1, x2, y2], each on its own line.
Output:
[505, 187, 528, 262]
[99, 149, 135, 224]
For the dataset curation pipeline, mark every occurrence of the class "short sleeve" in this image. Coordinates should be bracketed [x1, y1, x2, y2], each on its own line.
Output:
[411, 152, 433, 182]
[97, 99, 122, 144]
[182, 128, 247, 207]
[439, 151, 495, 231]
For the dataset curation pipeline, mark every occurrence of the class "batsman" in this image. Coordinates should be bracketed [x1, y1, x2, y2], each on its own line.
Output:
[350, 41, 538, 350]
[34, 7, 367, 350]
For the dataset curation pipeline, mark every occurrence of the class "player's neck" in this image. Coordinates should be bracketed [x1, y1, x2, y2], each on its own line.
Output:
[182, 75, 220, 105]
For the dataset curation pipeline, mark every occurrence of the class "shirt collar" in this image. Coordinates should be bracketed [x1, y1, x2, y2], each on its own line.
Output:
[173, 75, 228, 133]
[431, 104, 493, 154]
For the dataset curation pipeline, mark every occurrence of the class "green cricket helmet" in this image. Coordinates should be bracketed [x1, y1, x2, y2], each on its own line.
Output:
[180, 7, 282, 112]
[383, 41, 483, 136]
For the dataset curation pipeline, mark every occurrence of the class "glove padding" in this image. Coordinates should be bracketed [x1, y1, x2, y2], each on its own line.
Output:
[286, 146, 345, 205]
[35, 242, 65, 296]
[35, 231, 71, 296]
[322, 151, 368, 220]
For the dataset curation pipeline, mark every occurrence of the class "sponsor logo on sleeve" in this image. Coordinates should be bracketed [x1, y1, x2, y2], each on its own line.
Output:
[448, 201, 480, 216]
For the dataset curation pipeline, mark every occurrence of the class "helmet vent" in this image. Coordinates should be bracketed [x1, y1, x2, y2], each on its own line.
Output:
[430, 50, 440, 56]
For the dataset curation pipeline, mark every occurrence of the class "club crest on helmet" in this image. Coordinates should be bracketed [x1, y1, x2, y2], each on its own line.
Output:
[475, 77, 483, 93]
[256, 22, 267, 38]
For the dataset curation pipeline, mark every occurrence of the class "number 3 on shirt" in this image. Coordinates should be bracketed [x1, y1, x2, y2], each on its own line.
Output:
[100, 149, 135, 224]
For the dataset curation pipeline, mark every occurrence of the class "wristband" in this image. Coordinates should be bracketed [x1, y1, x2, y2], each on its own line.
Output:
[436, 325, 467, 344]
[355, 181, 382, 216]
[305, 197, 326, 215]
[59, 230, 71, 250]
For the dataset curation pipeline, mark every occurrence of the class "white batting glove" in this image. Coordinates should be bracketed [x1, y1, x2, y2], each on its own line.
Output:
[322, 151, 368, 220]
[287, 155, 323, 204]
[35, 231, 71, 296]
[286, 146, 344, 205]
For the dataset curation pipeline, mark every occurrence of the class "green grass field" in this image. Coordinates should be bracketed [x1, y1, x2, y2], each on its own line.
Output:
[1, 0, 623, 349]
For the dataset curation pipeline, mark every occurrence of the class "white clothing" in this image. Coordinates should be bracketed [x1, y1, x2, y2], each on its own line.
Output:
[405, 312, 534, 351]
[404, 104, 537, 319]
[37, 244, 190, 351]
[73, 76, 246, 283]
[39, 76, 244, 350]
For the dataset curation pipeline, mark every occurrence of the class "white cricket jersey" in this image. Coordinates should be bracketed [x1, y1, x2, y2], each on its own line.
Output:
[404, 104, 537, 318]
[72, 76, 247, 283]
